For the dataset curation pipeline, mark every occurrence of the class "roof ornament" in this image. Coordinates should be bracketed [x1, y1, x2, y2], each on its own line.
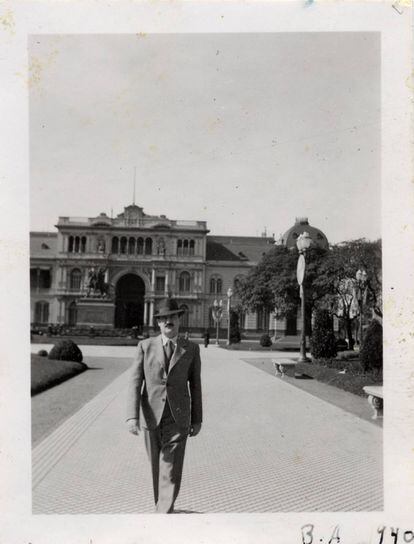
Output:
[295, 217, 309, 225]
[133, 166, 136, 205]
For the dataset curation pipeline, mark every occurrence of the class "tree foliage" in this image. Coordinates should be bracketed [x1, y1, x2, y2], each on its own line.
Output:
[311, 309, 337, 359]
[313, 239, 382, 348]
[235, 238, 382, 350]
[235, 244, 328, 319]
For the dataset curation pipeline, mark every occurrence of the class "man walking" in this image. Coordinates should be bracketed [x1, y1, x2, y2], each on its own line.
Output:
[126, 298, 203, 513]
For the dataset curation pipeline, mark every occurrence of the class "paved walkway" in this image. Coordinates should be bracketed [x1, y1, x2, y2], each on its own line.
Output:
[32, 345, 383, 513]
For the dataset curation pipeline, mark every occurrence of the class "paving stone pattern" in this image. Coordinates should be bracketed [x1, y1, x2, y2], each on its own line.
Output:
[32, 347, 382, 513]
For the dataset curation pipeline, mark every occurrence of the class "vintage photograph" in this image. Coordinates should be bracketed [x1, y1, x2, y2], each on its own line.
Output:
[29, 32, 383, 514]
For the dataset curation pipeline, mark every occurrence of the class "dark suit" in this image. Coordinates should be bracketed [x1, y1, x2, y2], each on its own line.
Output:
[127, 335, 202, 512]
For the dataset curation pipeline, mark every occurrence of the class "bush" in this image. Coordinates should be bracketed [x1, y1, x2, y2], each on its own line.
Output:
[229, 310, 241, 344]
[311, 309, 337, 359]
[48, 339, 83, 363]
[335, 338, 348, 351]
[37, 349, 48, 357]
[260, 333, 272, 347]
[360, 319, 383, 373]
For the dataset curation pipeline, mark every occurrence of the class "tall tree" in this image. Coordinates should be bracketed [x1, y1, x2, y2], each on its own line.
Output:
[313, 239, 382, 349]
[236, 238, 382, 349]
[235, 244, 328, 327]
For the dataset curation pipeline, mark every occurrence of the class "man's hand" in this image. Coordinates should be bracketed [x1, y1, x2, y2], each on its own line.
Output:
[189, 423, 202, 437]
[127, 418, 141, 435]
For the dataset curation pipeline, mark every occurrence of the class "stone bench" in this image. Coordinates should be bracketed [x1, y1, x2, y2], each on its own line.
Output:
[363, 385, 383, 420]
[272, 359, 297, 378]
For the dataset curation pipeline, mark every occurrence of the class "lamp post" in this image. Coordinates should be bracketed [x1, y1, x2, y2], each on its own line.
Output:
[226, 287, 233, 346]
[355, 269, 368, 347]
[296, 232, 312, 362]
[212, 299, 223, 345]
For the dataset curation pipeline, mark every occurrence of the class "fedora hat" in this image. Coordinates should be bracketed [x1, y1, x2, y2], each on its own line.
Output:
[153, 298, 185, 318]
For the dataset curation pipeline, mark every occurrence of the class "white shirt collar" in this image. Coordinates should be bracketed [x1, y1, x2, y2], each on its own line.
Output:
[161, 334, 178, 347]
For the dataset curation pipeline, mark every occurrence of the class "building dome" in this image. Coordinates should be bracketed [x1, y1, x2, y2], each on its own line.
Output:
[282, 217, 329, 250]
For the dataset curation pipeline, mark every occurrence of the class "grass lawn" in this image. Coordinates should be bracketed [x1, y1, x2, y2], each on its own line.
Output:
[240, 357, 381, 424]
[295, 361, 382, 397]
[31, 354, 88, 396]
[240, 353, 382, 397]
[32, 355, 132, 446]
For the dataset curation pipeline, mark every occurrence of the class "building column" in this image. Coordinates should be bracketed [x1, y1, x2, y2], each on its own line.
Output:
[149, 300, 154, 326]
[165, 271, 169, 295]
[63, 267, 68, 289]
[58, 298, 64, 324]
[143, 301, 148, 325]
[151, 268, 155, 292]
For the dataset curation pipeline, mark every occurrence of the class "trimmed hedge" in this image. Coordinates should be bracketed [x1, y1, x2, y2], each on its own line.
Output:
[260, 334, 272, 347]
[31, 354, 87, 395]
[48, 339, 83, 363]
[360, 320, 383, 373]
[311, 309, 337, 359]
[229, 310, 241, 344]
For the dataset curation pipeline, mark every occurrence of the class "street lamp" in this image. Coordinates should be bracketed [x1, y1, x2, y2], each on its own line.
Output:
[296, 232, 312, 363]
[355, 269, 368, 347]
[226, 287, 233, 346]
[212, 299, 223, 345]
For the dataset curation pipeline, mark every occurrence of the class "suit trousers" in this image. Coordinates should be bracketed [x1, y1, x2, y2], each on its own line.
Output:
[144, 401, 188, 513]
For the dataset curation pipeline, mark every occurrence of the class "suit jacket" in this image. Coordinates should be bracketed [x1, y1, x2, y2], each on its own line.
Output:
[126, 335, 202, 430]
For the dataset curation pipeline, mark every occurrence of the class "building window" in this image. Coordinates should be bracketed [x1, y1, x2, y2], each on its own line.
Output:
[189, 240, 195, 256]
[183, 239, 189, 256]
[209, 278, 216, 294]
[177, 239, 183, 256]
[70, 268, 82, 290]
[180, 305, 189, 328]
[30, 269, 37, 288]
[155, 276, 165, 293]
[209, 276, 222, 294]
[68, 301, 77, 326]
[30, 269, 51, 289]
[179, 271, 190, 293]
[120, 237, 127, 254]
[68, 236, 74, 252]
[145, 237, 152, 255]
[74, 236, 80, 252]
[257, 307, 269, 331]
[81, 236, 87, 253]
[137, 237, 144, 255]
[34, 301, 49, 324]
[128, 237, 135, 254]
[111, 237, 119, 254]
[40, 270, 51, 288]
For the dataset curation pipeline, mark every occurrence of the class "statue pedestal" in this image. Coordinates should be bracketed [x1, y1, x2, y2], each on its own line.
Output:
[77, 298, 115, 329]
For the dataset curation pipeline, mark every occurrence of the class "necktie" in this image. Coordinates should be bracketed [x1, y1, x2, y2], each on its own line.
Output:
[164, 340, 174, 372]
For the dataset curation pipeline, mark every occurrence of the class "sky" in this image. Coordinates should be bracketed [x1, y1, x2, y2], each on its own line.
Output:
[29, 32, 381, 244]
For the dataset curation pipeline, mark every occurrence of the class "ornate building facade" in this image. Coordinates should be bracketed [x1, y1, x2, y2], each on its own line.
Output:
[30, 205, 328, 334]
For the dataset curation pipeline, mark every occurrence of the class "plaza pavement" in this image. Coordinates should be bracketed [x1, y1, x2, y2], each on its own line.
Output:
[32, 344, 383, 513]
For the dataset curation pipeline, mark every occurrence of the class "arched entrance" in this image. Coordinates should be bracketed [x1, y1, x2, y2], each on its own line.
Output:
[114, 274, 145, 329]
